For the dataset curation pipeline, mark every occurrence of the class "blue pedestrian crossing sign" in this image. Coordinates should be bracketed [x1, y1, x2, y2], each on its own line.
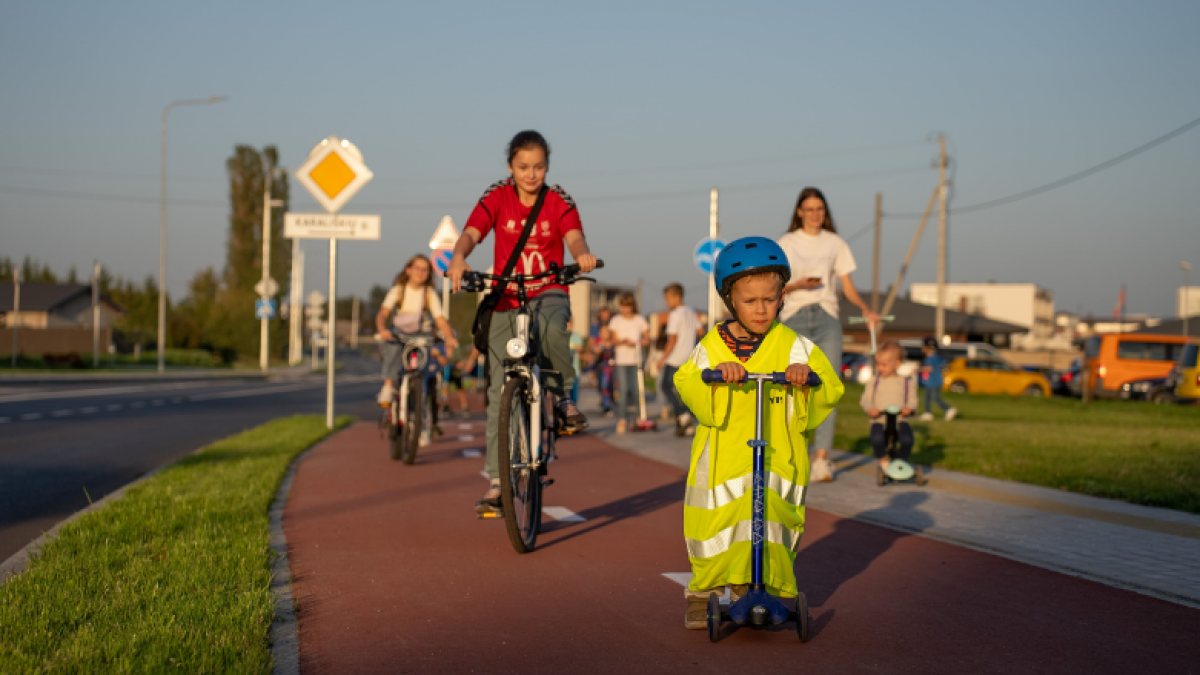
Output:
[432, 247, 454, 277]
[255, 298, 277, 320]
[694, 237, 728, 275]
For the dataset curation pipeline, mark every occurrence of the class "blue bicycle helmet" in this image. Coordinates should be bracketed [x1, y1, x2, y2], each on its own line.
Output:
[713, 236, 792, 334]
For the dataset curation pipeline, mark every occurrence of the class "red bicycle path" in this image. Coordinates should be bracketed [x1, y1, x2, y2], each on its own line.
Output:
[283, 411, 1200, 674]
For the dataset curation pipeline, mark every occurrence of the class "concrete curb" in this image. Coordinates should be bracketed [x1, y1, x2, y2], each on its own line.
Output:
[268, 438, 328, 675]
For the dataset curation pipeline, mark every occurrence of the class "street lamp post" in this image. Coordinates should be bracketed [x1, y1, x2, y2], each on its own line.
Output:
[261, 166, 286, 371]
[1183, 261, 1192, 338]
[159, 95, 227, 374]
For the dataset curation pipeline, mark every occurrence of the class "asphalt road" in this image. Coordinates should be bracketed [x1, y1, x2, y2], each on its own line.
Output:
[0, 351, 384, 562]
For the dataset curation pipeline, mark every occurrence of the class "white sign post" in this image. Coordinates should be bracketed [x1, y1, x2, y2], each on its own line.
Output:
[429, 215, 460, 332]
[291, 136, 378, 428]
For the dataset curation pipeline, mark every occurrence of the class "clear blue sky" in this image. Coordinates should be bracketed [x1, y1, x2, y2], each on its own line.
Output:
[3, 0, 1198, 318]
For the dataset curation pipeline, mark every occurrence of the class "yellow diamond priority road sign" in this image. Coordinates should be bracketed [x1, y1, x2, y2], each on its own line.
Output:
[295, 136, 374, 214]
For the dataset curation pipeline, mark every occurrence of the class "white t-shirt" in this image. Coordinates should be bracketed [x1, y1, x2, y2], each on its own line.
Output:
[381, 284, 444, 333]
[608, 314, 649, 366]
[664, 306, 700, 368]
[776, 228, 857, 321]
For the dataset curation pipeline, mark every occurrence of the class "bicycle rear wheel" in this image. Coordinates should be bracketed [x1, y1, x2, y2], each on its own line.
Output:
[388, 400, 403, 461]
[498, 377, 541, 553]
[401, 379, 423, 465]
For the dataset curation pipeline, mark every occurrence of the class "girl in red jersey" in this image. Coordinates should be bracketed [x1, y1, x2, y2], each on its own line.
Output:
[447, 130, 598, 509]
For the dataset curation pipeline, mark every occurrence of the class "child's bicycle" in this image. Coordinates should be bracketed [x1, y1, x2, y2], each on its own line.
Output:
[700, 367, 822, 643]
[876, 405, 927, 486]
[461, 260, 603, 554]
[377, 329, 441, 465]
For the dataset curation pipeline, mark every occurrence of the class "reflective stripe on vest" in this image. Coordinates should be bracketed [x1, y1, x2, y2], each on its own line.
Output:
[685, 519, 803, 559]
[685, 470, 805, 510]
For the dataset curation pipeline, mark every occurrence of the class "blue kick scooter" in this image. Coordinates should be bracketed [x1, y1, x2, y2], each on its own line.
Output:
[699, 368, 822, 643]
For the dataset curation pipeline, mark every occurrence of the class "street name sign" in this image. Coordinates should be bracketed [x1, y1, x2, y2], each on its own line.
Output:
[284, 213, 381, 240]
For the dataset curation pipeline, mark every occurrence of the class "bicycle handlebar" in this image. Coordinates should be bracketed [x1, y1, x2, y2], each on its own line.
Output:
[700, 369, 822, 387]
[460, 260, 604, 293]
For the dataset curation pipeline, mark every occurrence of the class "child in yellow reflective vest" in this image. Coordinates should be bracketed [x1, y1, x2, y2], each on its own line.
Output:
[674, 236, 844, 629]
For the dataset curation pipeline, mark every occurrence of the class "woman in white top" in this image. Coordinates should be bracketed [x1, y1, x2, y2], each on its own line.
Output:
[776, 187, 878, 468]
[375, 254, 457, 404]
[607, 292, 649, 434]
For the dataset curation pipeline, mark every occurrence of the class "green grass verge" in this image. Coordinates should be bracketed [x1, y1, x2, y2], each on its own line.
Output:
[834, 384, 1200, 513]
[0, 414, 353, 673]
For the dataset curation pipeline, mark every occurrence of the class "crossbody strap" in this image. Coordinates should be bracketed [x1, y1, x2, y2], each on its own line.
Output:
[497, 184, 549, 284]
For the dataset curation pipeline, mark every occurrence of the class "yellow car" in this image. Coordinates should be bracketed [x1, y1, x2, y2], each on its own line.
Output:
[943, 357, 1051, 397]
[1174, 342, 1199, 401]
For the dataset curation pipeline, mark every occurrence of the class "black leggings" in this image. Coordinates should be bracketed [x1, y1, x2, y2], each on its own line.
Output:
[870, 422, 913, 460]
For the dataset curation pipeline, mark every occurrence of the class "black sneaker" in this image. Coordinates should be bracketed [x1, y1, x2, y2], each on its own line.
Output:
[556, 399, 588, 433]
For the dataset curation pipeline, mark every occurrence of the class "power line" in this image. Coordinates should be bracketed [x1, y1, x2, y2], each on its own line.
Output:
[0, 185, 222, 207]
[884, 113, 1200, 219]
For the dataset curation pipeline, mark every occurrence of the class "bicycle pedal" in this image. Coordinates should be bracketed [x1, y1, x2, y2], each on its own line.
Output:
[477, 510, 503, 519]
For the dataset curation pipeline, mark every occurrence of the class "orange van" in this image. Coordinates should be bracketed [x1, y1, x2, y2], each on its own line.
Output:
[1082, 333, 1191, 398]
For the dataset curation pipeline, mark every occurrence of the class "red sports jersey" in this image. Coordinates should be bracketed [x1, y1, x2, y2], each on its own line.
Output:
[464, 178, 583, 311]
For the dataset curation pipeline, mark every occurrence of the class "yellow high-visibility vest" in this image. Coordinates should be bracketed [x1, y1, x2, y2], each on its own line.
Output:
[674, 322, 843, 596]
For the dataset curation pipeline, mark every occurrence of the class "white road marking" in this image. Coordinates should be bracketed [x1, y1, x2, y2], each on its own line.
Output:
[106, 404, 123, 411]
[663, 573, 730, 604]
[542, 506, 586, 522]
[0, 380, 229, 404]
[480, 471, 490, 480]
[21, 413, 42, 421]
[81, 406, 99, 414]
[51, 409, 74, 417]
[458, 423, 473, 430]
[151, 399, 164, 406]
[458, 434, 475, 441]
[188, 382, 323, 401]
[462, 449, 482, 458]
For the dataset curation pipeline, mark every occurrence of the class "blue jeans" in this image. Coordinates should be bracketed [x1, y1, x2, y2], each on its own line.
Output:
[661, 364, 685, 418]
[615, 365, 640, 424]
[783, 304, 842, 452]
[924, 385, 950, 414]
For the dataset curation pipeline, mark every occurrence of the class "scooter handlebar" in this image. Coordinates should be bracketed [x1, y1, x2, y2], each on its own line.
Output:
[847, 315, 895, 324]
[700, 369, 822, 387]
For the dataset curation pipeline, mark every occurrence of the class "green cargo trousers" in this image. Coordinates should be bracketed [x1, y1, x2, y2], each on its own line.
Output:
[485, 291, 575, 481]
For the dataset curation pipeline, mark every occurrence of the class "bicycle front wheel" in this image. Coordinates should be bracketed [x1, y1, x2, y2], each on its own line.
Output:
[401, 380, 423, 465]
[498, 377, 541, 553]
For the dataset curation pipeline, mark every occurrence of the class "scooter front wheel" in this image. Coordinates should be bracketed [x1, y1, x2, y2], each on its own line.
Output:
[795, 593, 809, 643]
[707, 593, 721, 643]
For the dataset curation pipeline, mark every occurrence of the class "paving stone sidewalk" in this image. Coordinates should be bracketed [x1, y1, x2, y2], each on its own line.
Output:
[579, 389, 1200, 608]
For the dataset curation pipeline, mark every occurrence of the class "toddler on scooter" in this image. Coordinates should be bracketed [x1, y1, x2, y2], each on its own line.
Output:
[861, 340, 919, 471]
[673, 237, 843, 629]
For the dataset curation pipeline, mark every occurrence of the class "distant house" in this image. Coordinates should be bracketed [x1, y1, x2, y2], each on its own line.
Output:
[0, 282, 121, 328]
[0, 282, 122, 358]
[839, 292, 1028, 351]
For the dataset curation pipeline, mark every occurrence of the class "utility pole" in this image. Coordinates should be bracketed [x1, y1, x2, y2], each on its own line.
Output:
[260, 166, 285, 372]
[289, 246, 304, 365]
[92, 261, 101, 368]
[872, 192, 882, 313]
[882, 187, 939, 316]
[708, 187, 719, 331]
[936, 133, 948, 345]
[10, 266, 20, 368]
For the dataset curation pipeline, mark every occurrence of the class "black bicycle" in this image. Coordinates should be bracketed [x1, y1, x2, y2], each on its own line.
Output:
[378, 329, 442, 465]
[462, 260, 602, 553]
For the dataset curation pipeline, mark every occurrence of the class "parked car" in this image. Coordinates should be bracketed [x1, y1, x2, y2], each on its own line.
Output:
[1081, 334, 1191, 399]
[1145, 366, 1181, 404]
[1173, 341, 1200, 402]
[1053, 359, 1081, 397]
[943, 357, 1052, 397]
[1119, 376, 1166, 401]
[841, 353, 869, 383]
[855, 340, 1003, 385]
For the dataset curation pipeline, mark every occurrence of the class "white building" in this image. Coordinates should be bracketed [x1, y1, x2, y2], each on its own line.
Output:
[1177, 286, 1200, 319]
[910, 282, 1059, 350]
